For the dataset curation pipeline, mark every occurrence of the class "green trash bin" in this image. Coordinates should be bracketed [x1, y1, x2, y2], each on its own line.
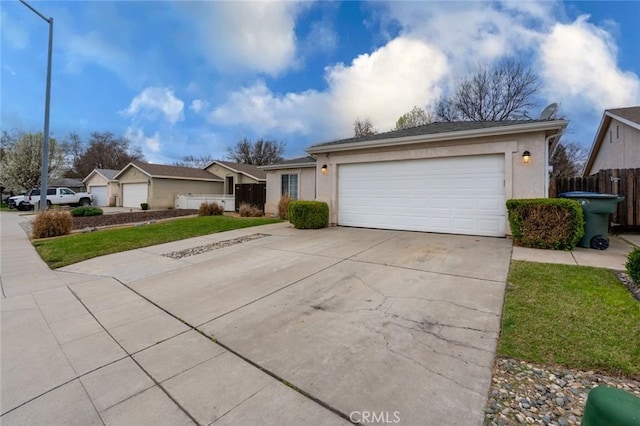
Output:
[581, 386, 640, 426]
[559, 192, 624, 250]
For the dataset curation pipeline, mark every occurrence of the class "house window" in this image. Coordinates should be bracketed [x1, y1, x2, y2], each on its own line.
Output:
[616, 125, 619, 139]
[226, 176, 234, 195]
[609, 131, 612, 143]
[281, 174, 298, 199]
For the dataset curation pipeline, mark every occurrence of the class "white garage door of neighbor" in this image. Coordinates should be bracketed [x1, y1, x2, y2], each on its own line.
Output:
[89, 185, 108, 206]
[122, 183, 148, 208]
[338, 155, 506, 237]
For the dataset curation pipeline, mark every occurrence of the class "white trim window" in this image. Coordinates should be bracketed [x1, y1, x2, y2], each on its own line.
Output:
[281, 174, 298, 199]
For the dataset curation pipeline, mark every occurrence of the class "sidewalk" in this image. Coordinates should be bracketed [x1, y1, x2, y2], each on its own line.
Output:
[512, 234, 636, 270]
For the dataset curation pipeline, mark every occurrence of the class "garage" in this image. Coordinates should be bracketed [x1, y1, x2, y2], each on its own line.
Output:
[88, 185, 108, 206]
[337, 155, 506, 237]
[122, 183, 148, 208]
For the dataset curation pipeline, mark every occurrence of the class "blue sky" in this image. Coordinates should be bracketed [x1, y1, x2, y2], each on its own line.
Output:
[2, 1, 639, 165]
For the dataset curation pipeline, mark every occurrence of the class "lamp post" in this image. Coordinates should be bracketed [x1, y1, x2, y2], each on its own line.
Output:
[20, 0, 53, 212]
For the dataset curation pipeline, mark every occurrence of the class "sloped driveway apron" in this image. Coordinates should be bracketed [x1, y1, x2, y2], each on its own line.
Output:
[61, 224, 512, 425]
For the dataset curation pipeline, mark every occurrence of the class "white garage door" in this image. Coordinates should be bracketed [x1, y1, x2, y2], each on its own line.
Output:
[338, 155, 506, 237]
[89, 185, 108, 206]
[122, 183, 148, 208]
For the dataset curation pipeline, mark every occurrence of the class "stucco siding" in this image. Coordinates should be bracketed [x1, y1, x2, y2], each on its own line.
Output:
[85, 174, 120, 206]
[264, 167, 316, 216]
[204, 164, 261, 195]
[590, 120, 640, 174]
[150, 179, 223, 209]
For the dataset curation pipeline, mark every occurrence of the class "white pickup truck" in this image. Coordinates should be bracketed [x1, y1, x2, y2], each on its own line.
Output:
[25, 187, 93, 208]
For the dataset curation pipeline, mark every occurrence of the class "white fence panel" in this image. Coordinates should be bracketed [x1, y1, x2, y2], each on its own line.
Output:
[175, 194, 235, 211]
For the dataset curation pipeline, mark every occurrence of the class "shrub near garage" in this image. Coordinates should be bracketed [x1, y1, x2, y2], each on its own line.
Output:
[506, 198, 584, 250]
[278, 194, 291, 219]
[32, 210, 73, 239]
[199, 201, 224, 216]
[71, 206, 103, 217]
[239, 203, 263, 217]
[288, 201, 329, 229]
[627, 247, 640, 284]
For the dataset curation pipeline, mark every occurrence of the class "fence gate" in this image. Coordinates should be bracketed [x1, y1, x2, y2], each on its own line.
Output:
[234, 183, 266, 212]
[554, 168, 640, 228]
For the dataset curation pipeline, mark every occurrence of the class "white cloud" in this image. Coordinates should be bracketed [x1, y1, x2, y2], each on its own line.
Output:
[125, 127, 161, 153]
[211, 37, 448, 139]
[0, 10, 29, 50]
[190, 99, 209, 113]
[182, 1, 304, 75]
[124, 87, 185, 125]
[539, 15, 640, 112]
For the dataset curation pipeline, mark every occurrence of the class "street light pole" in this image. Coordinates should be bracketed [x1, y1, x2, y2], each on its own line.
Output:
[20, 0, 53, 212]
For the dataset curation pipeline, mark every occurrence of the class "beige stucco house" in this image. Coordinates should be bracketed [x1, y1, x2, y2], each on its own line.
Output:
[261, 156, 317, 216]
[203, 161, 266, 195]
[113, 162, 223, 209]
[305, 120, 567, 237]
[82, 169, 120, 206]
[583, 106, 640, 176]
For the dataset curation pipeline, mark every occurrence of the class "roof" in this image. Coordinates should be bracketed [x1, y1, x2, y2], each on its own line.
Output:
[260, 156, 317, 170]
[49, 178, 85, 188]
[114, 161, 223, 181]
[583, 106, 640, 175]
[82, 168, 120, 183]
[307, 119, 567, 153]
[205, 161, 266, 180]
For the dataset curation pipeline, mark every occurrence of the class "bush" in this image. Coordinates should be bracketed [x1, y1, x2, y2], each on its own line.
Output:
[239, 203, 263, 217]
[140, 203, 149, 210]
[506, 198, 584, 250]
[288, 201, 329, 229]
[71, 206, 103, 217]
[199, 201, 224, 216]
[627, 247, 640, 284]
[278, 194, 291, 219]
[32, 210, 73, 239]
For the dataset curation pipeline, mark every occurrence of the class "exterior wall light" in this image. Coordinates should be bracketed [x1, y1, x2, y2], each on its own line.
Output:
[321, 164, 328, 174]
[522, 150, 531, 164]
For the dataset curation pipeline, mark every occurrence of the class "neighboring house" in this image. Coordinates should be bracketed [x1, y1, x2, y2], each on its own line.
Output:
[306, 120, 567, 237]
[583, 106, 640, 176]
[83, 169, 120, 206]
[203, 161, 266, 195]
[260, 156, 317, 216]
[49, 178, 86, 193]
[114, 162, 223, 209]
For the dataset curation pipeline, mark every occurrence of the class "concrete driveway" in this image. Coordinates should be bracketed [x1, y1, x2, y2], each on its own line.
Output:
[2, 213, 511, 425]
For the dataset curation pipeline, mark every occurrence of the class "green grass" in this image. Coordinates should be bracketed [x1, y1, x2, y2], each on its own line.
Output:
[34, 215, 281, 269]
[0, 202, 10, 211]
[500, 260, 640, 379]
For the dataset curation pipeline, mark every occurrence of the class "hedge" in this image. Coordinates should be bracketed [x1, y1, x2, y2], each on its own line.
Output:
[288, 201, 329, 229]
[506, 198, 584, 250]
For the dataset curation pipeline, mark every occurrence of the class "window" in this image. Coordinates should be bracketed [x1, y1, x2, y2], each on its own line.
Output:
[226, 176, 234, 195]
[616, 125, 619, 139]
[60, 188, 74, 195]
[281, 174, 298, 199]
[46, 188, 56, 195]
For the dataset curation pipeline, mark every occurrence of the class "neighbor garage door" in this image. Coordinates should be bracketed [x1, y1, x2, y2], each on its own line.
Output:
[89, 185, 108, 206]
[337, 154, 506, 237]
[122, 183, 148, 208]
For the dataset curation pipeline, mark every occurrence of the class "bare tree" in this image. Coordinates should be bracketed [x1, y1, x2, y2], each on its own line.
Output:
[353, 117, 377, 138]
[64, 132, 144, 178]
[226, 138, 285, 165]
[551, 141, 588, 177]
[174, 155, 214, 169]
[436, 60, 541, 121]
[395, 106, 433, 130]
[0, 131, 64, 191]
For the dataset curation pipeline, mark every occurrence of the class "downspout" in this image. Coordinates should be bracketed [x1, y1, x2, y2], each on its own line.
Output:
[545, 129, 564, 198]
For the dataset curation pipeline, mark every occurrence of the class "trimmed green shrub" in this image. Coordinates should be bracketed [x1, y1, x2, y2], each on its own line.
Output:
[278, 194, 291, 219]
[32, 210, 72, 239]
[71, 206, 103, 217]
[239, 203, 263, 217]
[199, 201, 224, 216]
[627, 247, 640, 284]
[506, 198, 584, 250]
[140, 203, 149, 210]
[288, 201, 329, 229]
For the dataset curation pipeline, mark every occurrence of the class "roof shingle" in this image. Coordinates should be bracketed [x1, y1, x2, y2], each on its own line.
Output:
[607, 106, 640, 125]
[131, 161, 222, 180]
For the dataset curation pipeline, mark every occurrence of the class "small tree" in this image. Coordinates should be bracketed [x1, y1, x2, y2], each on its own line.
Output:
[551, 142, 588, 177]
[353, 117, 377, 138]
[395, 106, 433, 130]
[436, 59, 541, 122]
[226, 138, 285, 166]
[174, 155, 214, 169]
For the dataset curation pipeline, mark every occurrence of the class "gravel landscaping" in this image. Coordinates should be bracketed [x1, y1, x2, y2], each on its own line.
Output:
[485, 357, 640, 425]
[71, 209, 199, 230]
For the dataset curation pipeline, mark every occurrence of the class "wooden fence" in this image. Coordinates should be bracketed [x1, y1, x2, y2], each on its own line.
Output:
[234, 183, 266, 212]
[552, 168, 640, 228]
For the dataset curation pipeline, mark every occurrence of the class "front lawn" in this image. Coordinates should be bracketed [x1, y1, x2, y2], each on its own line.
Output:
[34, 215, 281, 268]
[500, 260, 640, 379]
